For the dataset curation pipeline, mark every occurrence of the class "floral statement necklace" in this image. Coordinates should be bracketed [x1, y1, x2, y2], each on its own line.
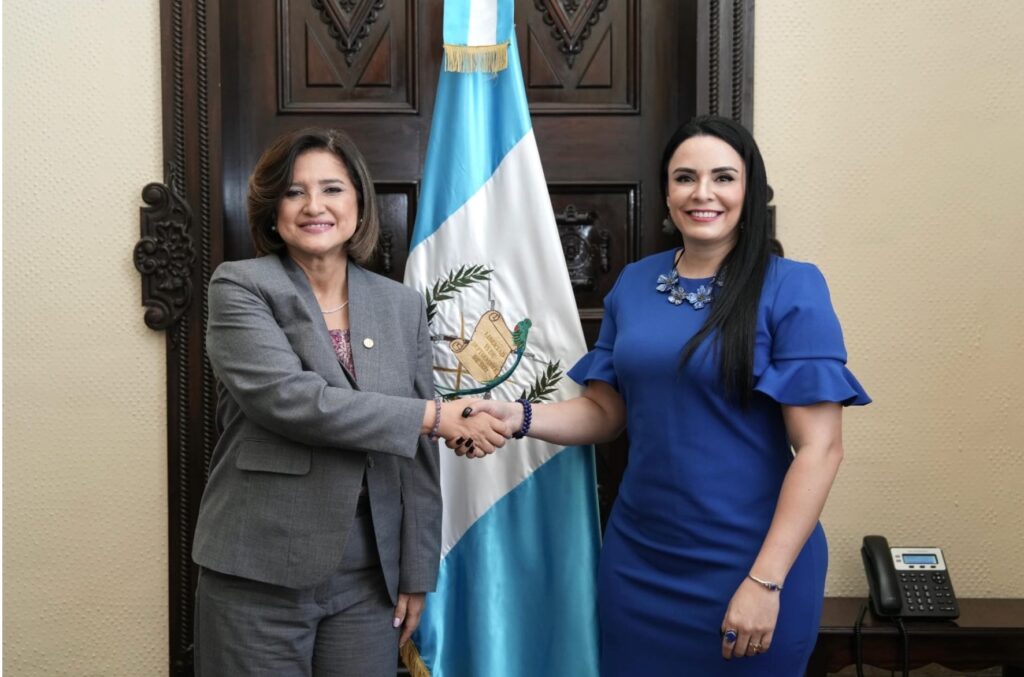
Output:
[655, 251, 724, 309]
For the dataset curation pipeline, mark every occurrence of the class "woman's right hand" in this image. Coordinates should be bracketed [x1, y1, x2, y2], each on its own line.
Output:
[435, 399, 509, 458]
[461, 399, 522, 438]
[446, 399, 526, 458]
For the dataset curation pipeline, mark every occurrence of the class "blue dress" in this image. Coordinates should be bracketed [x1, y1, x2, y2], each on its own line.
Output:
[568, 251, 870, 676]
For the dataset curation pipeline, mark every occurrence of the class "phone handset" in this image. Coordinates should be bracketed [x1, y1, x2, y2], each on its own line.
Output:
[860, 535, 959, 620]
[858, 535, 960, 677]
[861, 535, 902, 616]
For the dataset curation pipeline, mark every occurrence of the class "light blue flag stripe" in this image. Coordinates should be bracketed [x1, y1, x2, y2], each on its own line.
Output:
[414, 446, 601, 677]
[409, 39, 531, 252]
[443, 0, 473, 44]
[496, 0, 513, 43]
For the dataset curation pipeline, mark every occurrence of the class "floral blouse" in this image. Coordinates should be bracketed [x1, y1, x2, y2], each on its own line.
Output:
[328, 329, 356, 380]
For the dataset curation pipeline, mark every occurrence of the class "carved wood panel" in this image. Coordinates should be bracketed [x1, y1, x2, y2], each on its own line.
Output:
[279, 0, 416, 113]
[366, 182, 417, 282]
[548, 183, 638, 321]
[136, 178, 196, 334]
[519, 0, 637, 113]
[548, 183, 638, 526]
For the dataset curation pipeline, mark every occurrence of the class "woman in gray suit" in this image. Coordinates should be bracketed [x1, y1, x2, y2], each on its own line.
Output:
[192, 128, 506, 677]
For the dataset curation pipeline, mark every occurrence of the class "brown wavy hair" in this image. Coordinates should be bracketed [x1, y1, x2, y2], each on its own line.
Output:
[248, 127, 380, 263]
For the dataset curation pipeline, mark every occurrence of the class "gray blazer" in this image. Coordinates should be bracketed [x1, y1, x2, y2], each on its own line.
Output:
[192, 254, 441, 601]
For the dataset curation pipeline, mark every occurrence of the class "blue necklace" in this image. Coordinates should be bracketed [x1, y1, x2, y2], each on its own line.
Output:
[655, 251, 724, 309]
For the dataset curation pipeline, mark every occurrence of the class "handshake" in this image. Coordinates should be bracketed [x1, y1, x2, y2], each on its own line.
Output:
[433, 398, 525, 459]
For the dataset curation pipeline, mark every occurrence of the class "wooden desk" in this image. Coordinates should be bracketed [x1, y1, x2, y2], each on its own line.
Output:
[806, 597, 1024, 676]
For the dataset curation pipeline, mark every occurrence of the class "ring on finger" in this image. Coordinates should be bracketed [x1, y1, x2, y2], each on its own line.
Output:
[722, 629, 738, 644]
[749, 642, 763, 653]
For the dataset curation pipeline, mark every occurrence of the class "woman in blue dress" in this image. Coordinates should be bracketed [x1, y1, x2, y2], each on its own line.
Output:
[464, 115, 869, 674]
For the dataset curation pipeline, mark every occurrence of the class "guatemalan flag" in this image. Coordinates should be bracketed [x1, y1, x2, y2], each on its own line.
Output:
[401, 1, 601, 676]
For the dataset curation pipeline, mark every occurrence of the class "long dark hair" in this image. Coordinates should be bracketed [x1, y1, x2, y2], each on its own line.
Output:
[660, 115, 774, 401]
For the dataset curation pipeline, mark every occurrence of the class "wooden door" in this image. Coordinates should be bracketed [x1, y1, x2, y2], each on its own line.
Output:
[139, 1, 755, 673]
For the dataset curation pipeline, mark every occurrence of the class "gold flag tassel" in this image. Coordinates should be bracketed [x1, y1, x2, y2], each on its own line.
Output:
[443, 42, 509, 73]
[400, 640, 433, 677]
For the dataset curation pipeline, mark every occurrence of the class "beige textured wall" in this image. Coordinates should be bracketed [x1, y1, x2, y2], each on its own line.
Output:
[3, 1, 167, 675]
[754, 0, 1024, 596]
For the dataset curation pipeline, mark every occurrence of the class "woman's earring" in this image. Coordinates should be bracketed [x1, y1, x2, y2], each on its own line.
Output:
[270, 224, 277, 232]
[661, 215, 675, 235]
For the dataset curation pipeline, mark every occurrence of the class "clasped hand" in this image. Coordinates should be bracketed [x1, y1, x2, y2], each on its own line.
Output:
[441, 399, 523, 459]
[435, 398, 512, 458]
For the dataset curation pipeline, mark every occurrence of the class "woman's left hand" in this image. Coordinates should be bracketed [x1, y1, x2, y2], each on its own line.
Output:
[394, 592, 425, 647]
[720, 577, 779, 659]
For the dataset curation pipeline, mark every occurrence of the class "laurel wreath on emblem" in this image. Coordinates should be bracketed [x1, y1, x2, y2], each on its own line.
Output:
[518, 361, 564, 404]
[424, 264, 493, 324]
[424, 263, 564, 401]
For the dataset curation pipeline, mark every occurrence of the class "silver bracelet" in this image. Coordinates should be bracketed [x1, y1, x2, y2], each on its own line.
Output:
[429, 395, 443, 441]
[748, 573, 783, 592]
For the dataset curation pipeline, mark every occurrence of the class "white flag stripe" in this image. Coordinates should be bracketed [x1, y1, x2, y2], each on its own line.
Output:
[467, 0, 499, 46]
[406, 130, 586, 555]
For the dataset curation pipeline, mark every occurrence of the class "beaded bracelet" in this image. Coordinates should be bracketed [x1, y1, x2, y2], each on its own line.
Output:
[512, 398, 533, 439]
[748, 573, 783, 592]
[429, 395, 443, 441]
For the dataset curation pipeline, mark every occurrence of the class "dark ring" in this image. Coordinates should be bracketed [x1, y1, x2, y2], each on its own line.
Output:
[723, 629, 738, 644]
[461, 407, 473, 418]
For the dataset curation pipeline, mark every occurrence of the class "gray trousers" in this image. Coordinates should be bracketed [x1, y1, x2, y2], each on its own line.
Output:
[195, 505, 399, 677]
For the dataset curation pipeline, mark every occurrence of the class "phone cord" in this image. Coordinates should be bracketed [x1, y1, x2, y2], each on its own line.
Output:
[895, 616, 910, 677]
[853, 602, 868, 677]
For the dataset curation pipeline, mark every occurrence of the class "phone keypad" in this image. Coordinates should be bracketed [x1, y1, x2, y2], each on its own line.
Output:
[898, 571, 959, 616]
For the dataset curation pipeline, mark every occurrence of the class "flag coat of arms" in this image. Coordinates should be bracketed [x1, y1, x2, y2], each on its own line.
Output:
[402, 1, 601, 675]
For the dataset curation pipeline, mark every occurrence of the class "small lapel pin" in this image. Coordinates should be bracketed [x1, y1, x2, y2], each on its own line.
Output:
[363, 337, 375, 349]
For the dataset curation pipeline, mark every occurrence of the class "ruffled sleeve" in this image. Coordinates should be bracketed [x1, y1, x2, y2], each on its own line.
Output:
[567, 272, 622, 391]
[754, 262, 870, 406]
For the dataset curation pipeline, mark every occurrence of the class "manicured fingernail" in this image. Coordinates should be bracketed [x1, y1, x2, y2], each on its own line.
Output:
[462, 407, 473, 418]
[455, 437, 465, 444]
[393, 617, 402, 628]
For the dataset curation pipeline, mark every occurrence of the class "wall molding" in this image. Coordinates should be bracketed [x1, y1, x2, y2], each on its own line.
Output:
[698, 0, 754, 128]
[138, 1, 222, 674]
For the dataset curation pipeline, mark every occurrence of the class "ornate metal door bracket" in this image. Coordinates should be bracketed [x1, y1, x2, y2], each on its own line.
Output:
[135, 175, 196, 334]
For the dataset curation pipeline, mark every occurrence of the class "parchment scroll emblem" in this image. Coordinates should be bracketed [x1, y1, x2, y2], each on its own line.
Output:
[423, 263, 561, 401]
